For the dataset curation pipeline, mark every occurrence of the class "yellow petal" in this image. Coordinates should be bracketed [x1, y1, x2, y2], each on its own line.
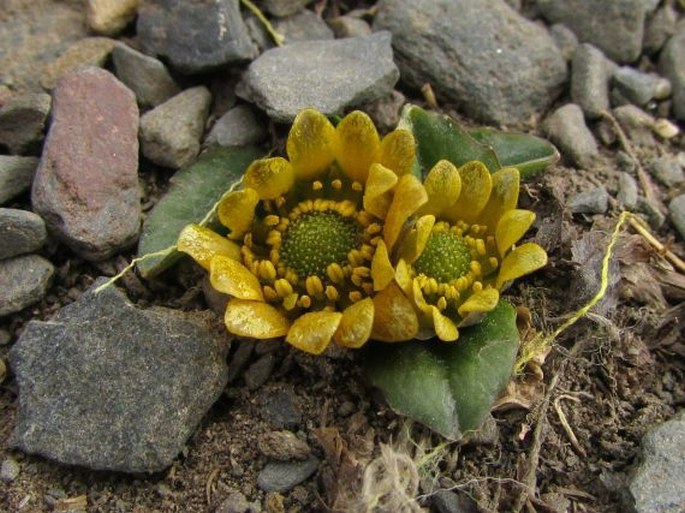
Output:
[496, 243, 548, 289]
[457, 288, 499, 318]
[416, 160, 461, 217]
[363, 163, 398, 219]
[210, 255, 264, 301]
[177, 223, 241, 271]
[217, 188, 260, 240]
[379, 129, 416, 177]
[495, 209, 536, 257]
[244, 157, 295, 200]
[334, 111, 380, 183]
[397, 214, 435, 264]
[334, 298, 374, 348]
[225, 298, 290, 338]
[384, 174, 428, 253]
[394, 259, 413, 296]
[286, 108, 336, 180]
[286, 311, 342, 355]
[371, 239, 395, 291]
[479, 167, 520, 232]
[443, 161, 492, 224]
[412, 280, 458, 342]
[371, 281, 419, 342]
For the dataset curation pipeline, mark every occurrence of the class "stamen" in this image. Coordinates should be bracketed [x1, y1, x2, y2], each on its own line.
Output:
[349, 291, 363, 302]
[264, 215, 280, 227]
[274, 278, 293, 297]
[327, 263, 345, 283]
[472, 281, 483, 292]
[298, 295, 312, 309]
[351, 181, 363, 192]
[283, 293, 298, 311]
[305, 275, 324, 297]
[312, 180, 323, 191]
[437, 296, 448, 311]
[259, 260, 277, 281]
[325, 285, 339, 301]
[331, 179, 342, 190]
[263, 286, 278, 302]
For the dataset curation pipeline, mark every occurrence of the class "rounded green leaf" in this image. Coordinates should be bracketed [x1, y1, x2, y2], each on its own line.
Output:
[364, 300, 520, 440]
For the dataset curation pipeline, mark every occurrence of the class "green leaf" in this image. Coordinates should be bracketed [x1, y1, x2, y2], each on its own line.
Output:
[364, 301, 520, 440]
[136, 145, 263, 278]
[398, 104, 558, 179]
[469, 128, 560, 179]
[398, 104, 501, 174]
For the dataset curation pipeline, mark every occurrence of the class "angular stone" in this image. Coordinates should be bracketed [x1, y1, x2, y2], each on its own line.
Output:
[0, 208, 47, 260]
[32, 67, 140, 261]
[549, 23, 579, 61]
[328, 16, 372, 39]
[87, 0, 139, 35]
[568, 186, 609, 215]
[614, 105, 657, 148]
[258, 431, 311, 461]
[627, 412, 685, 513]
[0, 156, 38, 206]
[643, 3, 677, 55]
[571, 44, 613, 119]
[647, 156, 684, 187]
[112, 43, 180, 108]
[0, 93, 51, 155]
[543, 104, 598, 169]
[262, 0, 313, 17]
[659, 22, 685, 121]
[257, 456, 319, 493]
[41, 37, 117, 90]
[205, 105, 266, 147]
[374, 0, 567, 125]
[669, 194, 685, 241]
[137, 0, 257, 74]
[237, 32, 399, 122]
[9, 278, 229, 473]
[618, 172, 639, 210]
[537, 0, 647, 63]
[613, 67, 671, 107]
[0, 254, 54, 317]
[273, 10, 334, 43]
[139, 86, 212, 169]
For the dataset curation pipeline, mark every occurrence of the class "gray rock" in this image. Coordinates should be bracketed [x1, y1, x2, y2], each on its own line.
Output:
[262, 0, 313, 17]
[374, 0, 567, 125]
[137, 0, 257, 74]
[237, 32, 398, 122]
[244, 352, 276, 390]
[205, 105, 266, 147]
[258, 430, 311, 461]
[571, 44, 613, 119]
[669, 194, 685, 240]
[543, 104, 598, 169]
[659, 22, 685, 120]
[112, 43, 180, 108]
[0, 156, 38, 206]
[257, 455, 319, 492]
[215, 491, 251, 513]
[32, 67, 140, 261]
[0, 254, 54, 317]
[0, 93, 51, 155]
[226, 340, 255, 383]
[613, 67, 671, 106]
[41, 37, 116, 90]
[568, 186, 610, 214]
[618, 172, 639, 210]
[328, 16, 372, 39]
[0, 208, 47, 260]
[0, 457, 20, 483]
[363, 90, 406, 133]
[0, 329, 10, 346]
[627, 411, 685, 513]
[614, 105, 657, 147]
[537, 0, 647, 63]
[647, 156, 684, 187]
[9, 278, 229, 473]
[273, 10, 334, 43]
[139, 86, 212, 169]
[432, 490, 479, 513]
[643, 3, 677, 55]
[549, 23, 579, 61]
[259, 386, 302, 429]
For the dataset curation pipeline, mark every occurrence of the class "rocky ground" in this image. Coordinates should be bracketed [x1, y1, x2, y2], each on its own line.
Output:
[1, 0, 685, 512]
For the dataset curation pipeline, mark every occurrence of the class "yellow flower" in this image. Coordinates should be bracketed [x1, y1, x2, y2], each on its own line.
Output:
[391, 160, 548, 341]
[177, 109, 424, 354]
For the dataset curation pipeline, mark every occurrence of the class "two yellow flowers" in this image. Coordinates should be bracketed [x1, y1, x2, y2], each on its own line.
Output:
[177, 109, 547, 354]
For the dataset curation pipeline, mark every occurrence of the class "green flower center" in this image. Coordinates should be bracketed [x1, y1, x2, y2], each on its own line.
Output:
[413, 231, 472, 283]
[281, 211, 360, 280]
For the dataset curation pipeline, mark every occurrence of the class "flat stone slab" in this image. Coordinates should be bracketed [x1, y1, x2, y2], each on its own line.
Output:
[9, 278, 230, 473]
[374, 0, 567, 125]
[237, 32, 399, 122]
[31, 67, 140, 261]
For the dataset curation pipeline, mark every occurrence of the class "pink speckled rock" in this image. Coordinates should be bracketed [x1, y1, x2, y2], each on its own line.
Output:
[32, 67, 140, 261]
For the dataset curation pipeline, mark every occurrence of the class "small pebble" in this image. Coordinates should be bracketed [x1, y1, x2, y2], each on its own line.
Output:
[259, 387, 302, 429]
[639, 197, 667, 229]
[612, 67, 671, 106]
[647, 156, 684, 187]
[0, 156, 39, 205]
[41, 37, 116, 90]
[215, 490, 251, 513]
[0, 359, 6, 384]
[0, 93, 51, 155]
[568, 186, 609, 215]
[257, 455, 319, 493]
[328, 16, 372, 38]
[0, 329, 11, 346]
[571, 44, 613, 119]
[543, 103, 598, 168]
[643, 3, 677, 55]
[0, 458, 20, 483]
[244, 352, 277, 390]
[226, 340, 255, 384]
[652, 118, 679, 139]
[0, 254, 55, 317]
[363, 90, 406, 133]
[549, 23, 579, 61]
[0, 208, 48, 260]
[205, 105, 266, 148]
[617, 172, 639, 210]
[273, 10, 334, 43]
[614, 105, 657, 148]
[87, 0, 139, 35]
[258, 430, 311, 461]
[669, 194, 685, 241]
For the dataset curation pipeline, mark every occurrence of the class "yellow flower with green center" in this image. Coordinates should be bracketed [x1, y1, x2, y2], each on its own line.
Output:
[177, 109, 426, 354]
[389, 159, 548, 341]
